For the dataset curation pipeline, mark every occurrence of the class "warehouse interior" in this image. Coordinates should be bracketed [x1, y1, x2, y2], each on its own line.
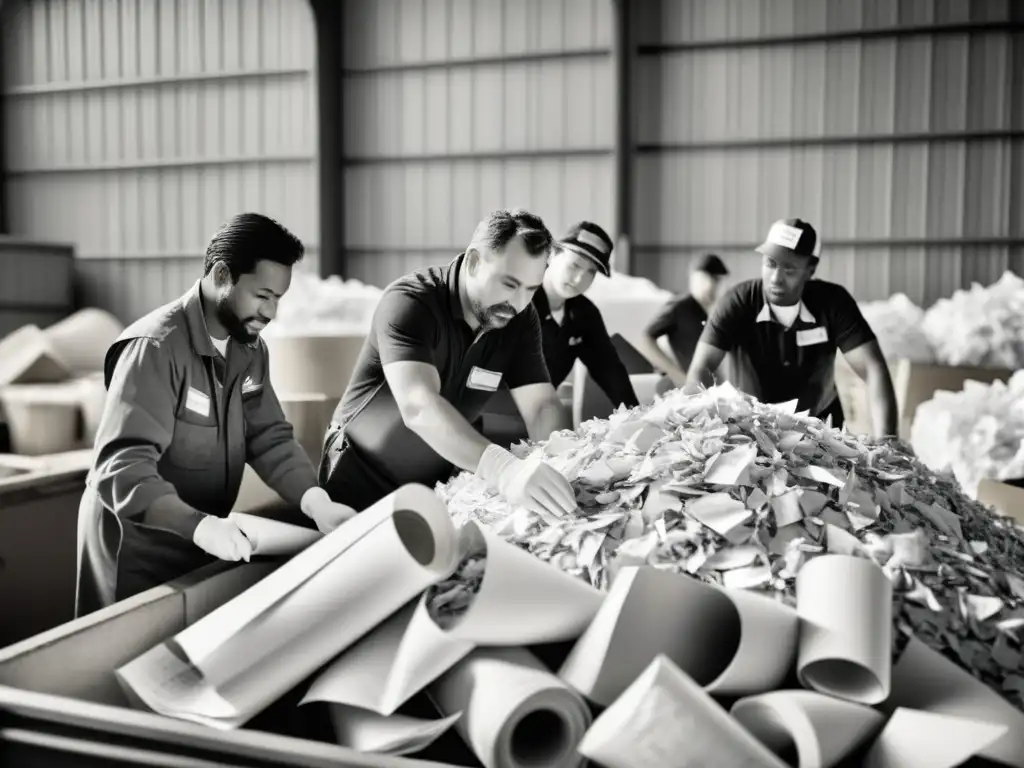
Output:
[1, 1, 1024, 767]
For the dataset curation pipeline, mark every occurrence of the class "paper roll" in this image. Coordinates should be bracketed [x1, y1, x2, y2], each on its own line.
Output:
[577, 655, 788, 768]
[559, 566, 798, 706]
[116, 484, 459, 728]
[730, 690, 884, 768]
[301, 520, 603, 715]
[796, 555, 892, 705]
[226, 512, 322, 557]
[429, 646, 591, 768]
[0, 324, 70, 387]
[327, 704, 462, 756]
[882, 636, 1024, 767]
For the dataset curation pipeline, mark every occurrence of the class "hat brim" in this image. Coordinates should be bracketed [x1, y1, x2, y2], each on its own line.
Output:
[561, 242, 611, 276]
[755, 242, 817, 261]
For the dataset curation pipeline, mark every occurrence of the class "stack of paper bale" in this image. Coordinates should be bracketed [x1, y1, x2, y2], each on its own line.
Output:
[0, 309, 122, 455]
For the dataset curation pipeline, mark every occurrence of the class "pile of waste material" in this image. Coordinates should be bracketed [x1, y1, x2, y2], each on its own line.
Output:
[265, 271, 384, 336]
[437, 384, 1024, 710]
[912, 373, 1024, 499]
[857, 293, 935, 364]
[921, 271, 1024, 369]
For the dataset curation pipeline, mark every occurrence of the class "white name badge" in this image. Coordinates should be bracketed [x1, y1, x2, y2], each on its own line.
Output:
[185, 387, 211, 416]
[796, 327, 829, 347]
[242, 376, 262, 395]
[467, 366, 502, 392]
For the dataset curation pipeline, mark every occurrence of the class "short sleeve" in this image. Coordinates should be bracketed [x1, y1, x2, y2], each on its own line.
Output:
[645, 299, 682, 338]
[373, 287, 439, 366]
[827, 285, 877, 353]
[700, 285, 749, 352]
[504, 306, 551, 389]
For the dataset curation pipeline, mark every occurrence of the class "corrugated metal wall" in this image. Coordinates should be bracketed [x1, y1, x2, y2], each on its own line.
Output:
[0, 0, 318, 322]
[339, 0, 615, 287]
[632, 0, 1024, 306]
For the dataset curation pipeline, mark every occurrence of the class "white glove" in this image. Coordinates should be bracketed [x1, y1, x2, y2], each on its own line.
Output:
[475, 444, 577, 518]
[301, 486, 356, 534]
[193, 516, 253, 562]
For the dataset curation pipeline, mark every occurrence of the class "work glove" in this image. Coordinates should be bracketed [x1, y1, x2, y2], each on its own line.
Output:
[193, 516, 253, 562]
[301, 486, 357, 534]
[475, 444, 577, 519]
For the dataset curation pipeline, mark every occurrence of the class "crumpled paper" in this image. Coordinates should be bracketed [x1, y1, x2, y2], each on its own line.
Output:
[263, 271, 383, 337]
[921, 271, 1024, 369]
[911, 372, 1024, 498]
[437, 384, 1024, 711]
[858, 293, 936, 364]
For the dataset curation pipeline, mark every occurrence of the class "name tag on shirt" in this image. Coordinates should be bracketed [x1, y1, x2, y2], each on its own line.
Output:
[796, 327, 829, 347]
[185, 387, 211, 417]
[467, 366, 502, 392]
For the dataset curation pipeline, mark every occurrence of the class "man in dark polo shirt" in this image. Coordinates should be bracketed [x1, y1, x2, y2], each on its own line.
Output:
[535, 221, 639, 409]
[686, 218, 898, 435]
[319, 209, 577, 519]
[643, 253, 730, 390]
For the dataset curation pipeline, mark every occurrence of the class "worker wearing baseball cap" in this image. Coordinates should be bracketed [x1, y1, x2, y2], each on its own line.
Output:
[533, 221, 639, 409]
[643, 253, 731, 389]
[685, 218, 898, 436]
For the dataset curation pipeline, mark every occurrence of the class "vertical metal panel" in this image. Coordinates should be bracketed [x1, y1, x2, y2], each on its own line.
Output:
[341, 0, 614, 287]
[0, 0, 318, 322]
[633, 0, 1023, 305]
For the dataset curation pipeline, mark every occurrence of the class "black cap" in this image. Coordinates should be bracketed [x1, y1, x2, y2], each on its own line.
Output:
[756, 218, 822, 260]
[559, 221, 613, 277]
[693, 253, 729, 277]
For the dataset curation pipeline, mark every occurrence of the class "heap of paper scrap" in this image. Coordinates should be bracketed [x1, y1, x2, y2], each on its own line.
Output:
[857, 293, 935, 364]
[437, 383, 1024, 717]
[262, 270, 384, 336]
[911, 372, 1024, 499]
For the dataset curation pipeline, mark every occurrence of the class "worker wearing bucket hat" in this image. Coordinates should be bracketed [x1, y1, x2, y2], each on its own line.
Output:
[685, 218, 897, 436]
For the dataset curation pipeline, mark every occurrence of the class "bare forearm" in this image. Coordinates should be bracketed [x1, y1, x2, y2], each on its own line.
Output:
[640, 336, 687, 384]
[867, 368, 899, 437]
[524, 397, 571, 441]
[405, 394, 493, 472]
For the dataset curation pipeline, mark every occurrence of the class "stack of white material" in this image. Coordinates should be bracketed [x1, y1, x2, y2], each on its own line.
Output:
[911, 372, 1024, 498]
[921, 271, 1024, 369]
[857, 293, 935, 364]
[585, 271, 673, 350]
[266, 271, 384, 337]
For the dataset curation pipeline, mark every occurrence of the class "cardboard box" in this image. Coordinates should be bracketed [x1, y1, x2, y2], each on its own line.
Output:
[0, 561, 460, 766]
[264, 334, 366, 399]
[0, 450, 92, 647]
[834, 356, 1015, 439]
[976, 479, 1024, 526]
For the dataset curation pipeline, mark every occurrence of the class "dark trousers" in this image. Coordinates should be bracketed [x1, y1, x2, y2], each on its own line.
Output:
[318, 427, 401, 512]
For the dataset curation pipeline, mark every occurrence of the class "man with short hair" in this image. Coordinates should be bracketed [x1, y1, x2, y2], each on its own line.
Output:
[686, 218, 898, 436]
[319, 209, 577, 519]
[76, 213, 355, 617]
[643, 253, 730, 388]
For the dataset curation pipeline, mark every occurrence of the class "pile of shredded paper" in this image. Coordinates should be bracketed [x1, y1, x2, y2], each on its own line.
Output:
[437, 384, 1024, 710]
[264, 271, 384, 336]
[857, 293, 935, 364]
[921, 271, 1024, 369]
[912, 373, 1024, 499]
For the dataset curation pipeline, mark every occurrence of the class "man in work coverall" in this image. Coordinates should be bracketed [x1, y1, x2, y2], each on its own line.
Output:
[75, 213, 355, 617]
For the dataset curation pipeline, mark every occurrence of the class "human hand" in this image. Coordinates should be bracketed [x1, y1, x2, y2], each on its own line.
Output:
[475, 444, 576, 518]
[301, 486, 357, 533]
[193, 516, 253, 562]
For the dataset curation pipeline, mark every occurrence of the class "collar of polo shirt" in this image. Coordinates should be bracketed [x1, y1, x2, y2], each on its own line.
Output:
[756, 302, 817, 324]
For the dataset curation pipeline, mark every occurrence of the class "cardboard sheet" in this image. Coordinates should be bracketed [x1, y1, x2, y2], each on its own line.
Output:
[429, 646, 591, 768]
[730, 690, 884, 768]
[882, 636, 1024, 767]
[577, 655, 788, 768]
[300, 520, 603, 715]
[115, 484, 459, 728]
[558, 566, 798, 706]
[796, 554, 892, 705]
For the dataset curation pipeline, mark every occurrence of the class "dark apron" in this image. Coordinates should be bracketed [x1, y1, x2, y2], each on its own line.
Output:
[319, 426, 404, 512]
